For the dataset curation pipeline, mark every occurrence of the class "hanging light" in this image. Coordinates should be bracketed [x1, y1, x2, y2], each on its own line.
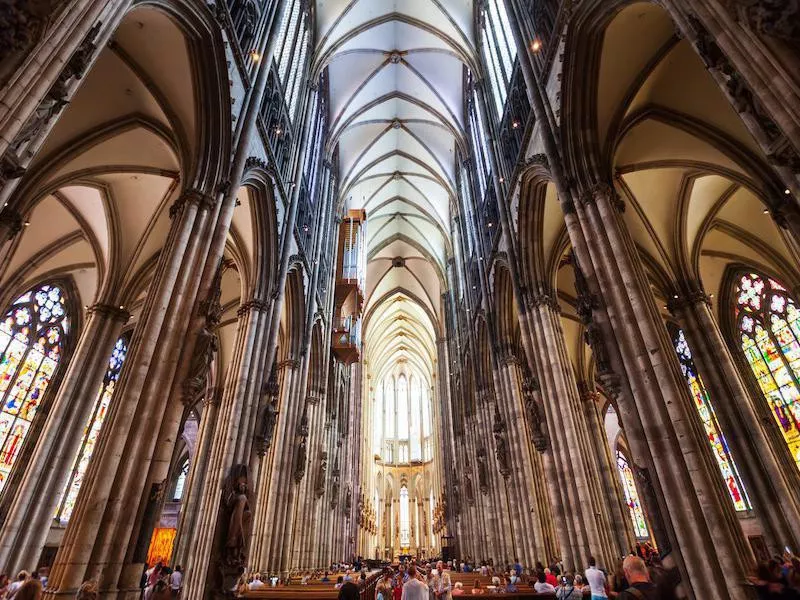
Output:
[531, 39, 542, 52]
[249, 49, 261, 62]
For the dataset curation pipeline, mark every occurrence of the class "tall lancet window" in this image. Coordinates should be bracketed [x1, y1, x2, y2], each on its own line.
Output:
[735, 272, 800, 471]
[616, 450, 649, 539]
[373, 380, 383, 456]
[670, 326, 750, 511]
[399, 485, 410, 547]
[410, 376, 422, 461]
[0, 284, 69, 492]
[55, 333, 129, 523]
[480, 0, 518, 118]
[275, 0, 309, 120]
[383, 377, 394, 463]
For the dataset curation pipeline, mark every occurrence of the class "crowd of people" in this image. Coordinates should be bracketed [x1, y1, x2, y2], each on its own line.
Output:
[140, 562, 183, 598]
[0, 568, 99, 599]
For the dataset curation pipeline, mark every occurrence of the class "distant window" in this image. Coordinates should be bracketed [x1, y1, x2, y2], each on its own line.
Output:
[480, 0, 518, 118]
[56, 334, 129, 524]
[616, 450, 649, 539]
[173, 459, 190, 501]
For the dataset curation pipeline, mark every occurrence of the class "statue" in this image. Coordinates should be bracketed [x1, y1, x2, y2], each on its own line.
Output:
[464, 474, 475, 506]
[222, 464, 252, 568]
[476, 449, 489, 495]
[525, 398, 548, 452]
[293, 438, 307, 483]
[493, 407, 510, 478]
[183, 325, 218, 405]
[314, 451, 327, 498]
[584, 322, 612, 374]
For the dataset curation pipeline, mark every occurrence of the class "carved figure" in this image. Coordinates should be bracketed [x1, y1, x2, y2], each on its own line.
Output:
[222, 465, 251, 567]
[183, 326, 218, 404]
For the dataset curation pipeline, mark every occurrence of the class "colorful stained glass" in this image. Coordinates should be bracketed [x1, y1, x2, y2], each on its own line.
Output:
[0, 284, 68, 492]
[735, 273, 800, 472]
[55, 334, 128, 524]
[671, 328, 750, 511]
[616, 451, 649, 539]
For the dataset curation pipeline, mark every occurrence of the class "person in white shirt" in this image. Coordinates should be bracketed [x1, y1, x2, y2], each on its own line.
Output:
[401, 566, 429, 600]
[585, 556, 608, 600]
[169, 566, 183, 597]
[249, 573, 265, 590]
[6, 571, 29, 598]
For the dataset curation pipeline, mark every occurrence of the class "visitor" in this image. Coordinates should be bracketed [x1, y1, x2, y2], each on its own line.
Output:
[480, 563, 488, 576]
[471, 579, 485, 595]
[555, 573, 582, 600]
[36, 569, 48, 589]
[401, 566, 428, 600]
[232, 568, 248, 598]
[545, 568, 559, 587]
[338, 581, 360, 600]
[452, 582, 465, 596]
[574, 574, 585, 594]
[321, 571, 331, 583]
[0, 574, 9, 598]
[534, 571, 556, 594]
[585, 556, 608, 600]
[433, 561, 452, 599]
[249, 573, 265, 590]
[335, 576, 345, 590]
[76, 580, 99, 600]
[343, 569, 353, 582]
[7, 571, 29, 598]
[169, 565, 183, 597]
[616, 556, 657, 600]
[375, 569, 392, 600]
[14, 579, 42, 600]
[513, 558, 523, 577]
[146, 563, 163, 589]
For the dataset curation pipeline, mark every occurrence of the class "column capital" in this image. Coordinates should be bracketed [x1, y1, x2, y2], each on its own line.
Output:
[237, 298, 271, 316]
[667, 281, 711, 313]
[0, 207, 24, 239]
[169, 188, 216, 219]
[87, 303, 131, 323]
[278, 357, 300, 370]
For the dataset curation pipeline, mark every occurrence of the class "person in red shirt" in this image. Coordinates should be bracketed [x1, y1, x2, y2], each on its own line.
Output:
[545, 568, 559, 587]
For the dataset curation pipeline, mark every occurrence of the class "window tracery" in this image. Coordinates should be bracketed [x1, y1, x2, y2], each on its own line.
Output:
[0, 284, 69, 492]
[275, 0, 309, 121]
[735, 272, 800, 471]
[480, 0, 517, 118]
[616, 450, 649, 539]
[375, 370, 432, 465]
[670, 326, 750, 511]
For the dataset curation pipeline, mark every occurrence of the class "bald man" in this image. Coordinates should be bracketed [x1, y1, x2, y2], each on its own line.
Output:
[617, 556, 658, 600]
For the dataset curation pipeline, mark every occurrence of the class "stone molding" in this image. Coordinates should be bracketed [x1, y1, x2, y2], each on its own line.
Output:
[169, 188, 216, 219]
[237, 298, 271, 316]
[0, 208, 24, 239]
[87, 303, 131, 323]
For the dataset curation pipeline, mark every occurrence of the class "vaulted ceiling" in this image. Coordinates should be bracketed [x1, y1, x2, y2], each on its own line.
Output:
[315, 0, 475, 378]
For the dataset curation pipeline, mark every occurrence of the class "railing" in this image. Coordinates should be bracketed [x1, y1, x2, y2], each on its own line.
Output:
[480, 185, 500, 258]
[523, 0, 562, 76]
[498, 64, 532, 175]
[259, 65, 295, 183]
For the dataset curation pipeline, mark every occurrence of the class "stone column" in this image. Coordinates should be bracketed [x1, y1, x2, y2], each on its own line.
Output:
[669, 286, 800, 553]
[42, 186, 220, 597]
[525, 295, 621, 570]
[579, 387, 636, 556]
[178, 298, 271, 597]
[567, 182, 752, 599]
[0, 303, 129, 573]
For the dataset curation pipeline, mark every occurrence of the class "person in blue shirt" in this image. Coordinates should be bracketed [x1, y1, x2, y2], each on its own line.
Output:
[513, 559, 523, 577]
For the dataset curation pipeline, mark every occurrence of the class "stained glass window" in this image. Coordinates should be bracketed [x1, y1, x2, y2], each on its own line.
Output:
[735, 273, 800, 471]
[0, 284, 69, 492]
[400, 485, 410, 547]
[480, 0, 518, 118]
[172, 458, 189, 501]
[375, 371, 432, 465]
[55, 333, 129, 524]
[616, 450, 649, 539]
[670, 327, 750, 511]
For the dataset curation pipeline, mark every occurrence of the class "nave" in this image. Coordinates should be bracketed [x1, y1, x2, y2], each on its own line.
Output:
[0, 0, 799, 598]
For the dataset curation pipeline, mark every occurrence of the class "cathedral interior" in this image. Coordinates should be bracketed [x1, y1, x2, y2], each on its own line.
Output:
[0, 0, 799, 598]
